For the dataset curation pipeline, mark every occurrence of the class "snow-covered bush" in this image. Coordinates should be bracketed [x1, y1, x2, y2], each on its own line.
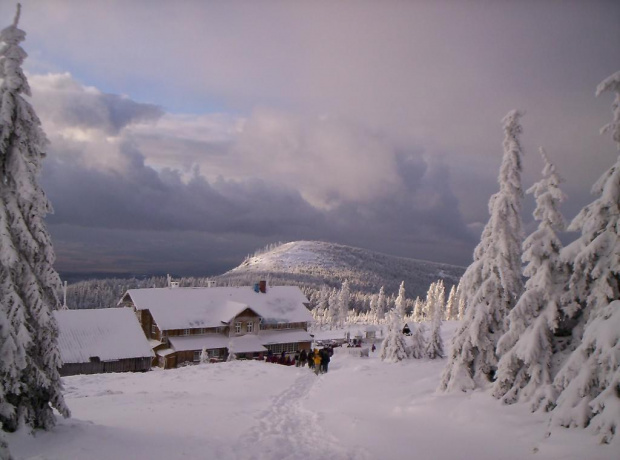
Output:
[380, 310, 409, 363]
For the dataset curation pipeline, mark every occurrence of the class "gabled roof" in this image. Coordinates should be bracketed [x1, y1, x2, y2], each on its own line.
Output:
[121, 286, 313, 330]
[54, 308, 154, 364]
[166, 330, 313, 353]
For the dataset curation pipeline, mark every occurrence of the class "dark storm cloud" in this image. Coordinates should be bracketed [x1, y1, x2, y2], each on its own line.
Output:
[41, 134, 476, 274]
[41, 143, 327, 236]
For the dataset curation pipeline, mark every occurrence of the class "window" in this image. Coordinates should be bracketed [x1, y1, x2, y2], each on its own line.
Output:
[266, 342, 298, 354]
[183, 329, 190, 336]
[193, 351, 201, 362]
[259, 318, 264, 330]
[285, 323, 292, 329]
[212, 349, 220, 357]
[247, 321, 253, 333]
[160, 331, 167, 343]
[235, 322, 242, 334]
[151, 324, 157, 335]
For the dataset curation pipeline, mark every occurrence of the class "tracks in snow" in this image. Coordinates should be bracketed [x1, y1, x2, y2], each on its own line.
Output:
[235, 371, 367, 460]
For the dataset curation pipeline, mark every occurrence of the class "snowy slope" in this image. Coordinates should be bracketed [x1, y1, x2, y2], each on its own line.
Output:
[7, 321, 616, 460]
[217, 241, 465, 299]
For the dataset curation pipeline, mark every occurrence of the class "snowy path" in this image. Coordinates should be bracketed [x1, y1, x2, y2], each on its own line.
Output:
[235, 370, 369, 460]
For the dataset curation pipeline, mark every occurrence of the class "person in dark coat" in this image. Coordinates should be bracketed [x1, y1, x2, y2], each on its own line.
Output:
[300, 349, 307, 367]
[321, 349, 331, 373]
[307, 349, 314, 369]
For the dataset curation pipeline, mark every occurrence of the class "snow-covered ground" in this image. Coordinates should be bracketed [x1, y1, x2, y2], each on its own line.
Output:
[7, 322, 617, 460]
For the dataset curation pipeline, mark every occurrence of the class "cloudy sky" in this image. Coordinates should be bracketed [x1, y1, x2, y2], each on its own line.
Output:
[2, 0, 619, 278]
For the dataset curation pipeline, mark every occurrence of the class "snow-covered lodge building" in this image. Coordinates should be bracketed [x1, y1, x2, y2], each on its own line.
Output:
[54, 308, 154, 376]
[118, 283, 314, 369]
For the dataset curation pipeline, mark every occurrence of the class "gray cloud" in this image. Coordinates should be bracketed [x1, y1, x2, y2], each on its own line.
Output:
[29, 73, 163, 135]
[4, 1, 617, 276]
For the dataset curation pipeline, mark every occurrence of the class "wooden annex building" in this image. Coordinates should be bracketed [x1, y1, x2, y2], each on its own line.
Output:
[119, 283, 315, 369]
[54, 308, 154, 376]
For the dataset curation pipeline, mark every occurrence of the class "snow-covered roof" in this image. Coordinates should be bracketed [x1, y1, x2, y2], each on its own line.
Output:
[229, 335, 268, 354]
[54, 308, 154, 364]
[167, 330, 313, 353]
[156, 348, 176, 357]
[312, 330, 347, 341]
[122, 286, 313, 330]
[259, 329, 313, 345]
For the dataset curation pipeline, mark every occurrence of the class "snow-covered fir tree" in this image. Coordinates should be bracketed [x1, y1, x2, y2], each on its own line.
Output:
[493, 149, 567, 407]
[456, 283, 466, 320]
[425, 281, 445, 359]
[444, 284, 459, 320]
[326, 287, 339, 327]
[338, 280, 351, 327]
[409, 321, 426, 359]
[439, 110, 525, 392]
[313, 285, 330, 326]
[395, 281, 407, 319]
[376, 286, 387, 322]
[379, 309, 409, 363]
[547, 71, 620, 443]
[412, 297, 424, 322]
[0, 6, 70, 432]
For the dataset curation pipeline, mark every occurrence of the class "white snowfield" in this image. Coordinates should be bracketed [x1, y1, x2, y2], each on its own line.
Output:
[8, 322, 616, 460]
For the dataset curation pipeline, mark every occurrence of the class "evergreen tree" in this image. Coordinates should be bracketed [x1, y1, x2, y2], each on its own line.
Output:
[0, 6, 70, 432]
[338, 280, 351, 327]
[456, 283, 466, 320]
[425, 281, 445, 359]
[409, 321, 426, 359]
[395, 281, 407, 320]
[412, 297, 424, 322]
[326, 287, 339, 328]
[547, 71, 620, 442]
[440, 110, 525, 392]
[379, 310, 409, 363]
[493, 149, 566, 407]
[314, 285, 330, 326]
[444, 285, 460, 320]
[369, 293, 378, 323]
[376, 286, 386, 322]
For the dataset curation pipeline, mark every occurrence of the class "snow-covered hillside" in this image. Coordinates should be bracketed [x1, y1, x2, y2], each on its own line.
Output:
[7, 322, 616, 460]
[64, 241, 465, 310]
[218, 240, 465, 300]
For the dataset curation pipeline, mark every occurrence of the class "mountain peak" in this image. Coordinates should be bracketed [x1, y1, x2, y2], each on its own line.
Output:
[219, 240, 465, 299]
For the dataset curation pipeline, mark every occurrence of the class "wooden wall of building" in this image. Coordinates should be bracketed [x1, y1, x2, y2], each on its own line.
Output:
[60, 357, 152, 376]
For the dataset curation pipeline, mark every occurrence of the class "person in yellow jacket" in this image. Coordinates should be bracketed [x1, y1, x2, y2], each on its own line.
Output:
[313, 349, 322, 375]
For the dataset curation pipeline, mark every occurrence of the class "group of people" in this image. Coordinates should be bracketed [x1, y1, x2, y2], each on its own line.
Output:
[295, 347, 332, 375]
[264, 346, 333, 374]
